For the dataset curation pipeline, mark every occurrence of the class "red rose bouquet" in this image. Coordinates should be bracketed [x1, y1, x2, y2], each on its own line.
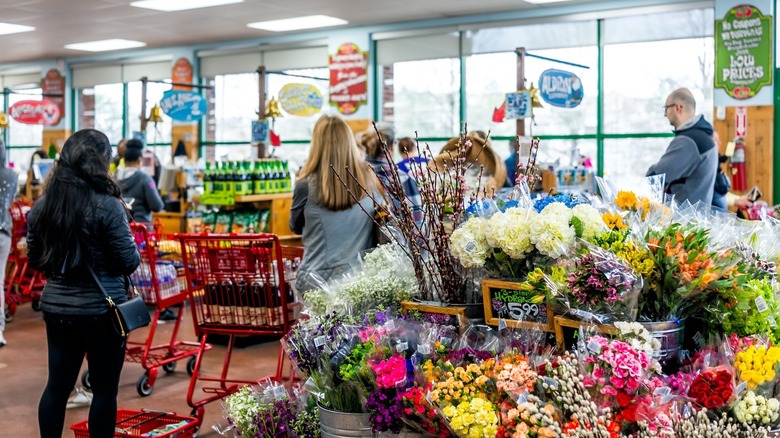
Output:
[687, 368, 734, 410]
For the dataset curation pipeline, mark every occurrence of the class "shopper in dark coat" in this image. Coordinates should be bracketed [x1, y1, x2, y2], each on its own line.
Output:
[28, 129, 140, 438]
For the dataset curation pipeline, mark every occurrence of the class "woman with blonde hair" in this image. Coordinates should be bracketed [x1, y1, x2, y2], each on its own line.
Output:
[290, 114, 376, 293]
[431, 132, 507, 196]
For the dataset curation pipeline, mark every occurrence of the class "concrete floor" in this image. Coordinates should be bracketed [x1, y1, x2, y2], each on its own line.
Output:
[0, 302, 284, 437]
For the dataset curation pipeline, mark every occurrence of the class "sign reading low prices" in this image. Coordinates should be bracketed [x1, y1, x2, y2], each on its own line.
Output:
[329, 43, 368, 115]
[159, 90, 206, 122]
[9, 100, 61, 126]
[538, 69, 583, 108]
[715, 4, 773, 100]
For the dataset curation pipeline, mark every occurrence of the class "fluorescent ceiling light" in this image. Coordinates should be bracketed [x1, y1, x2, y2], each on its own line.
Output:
[523, 0, 573, 4]
[130, 0, 244, 12]
[0, 22, 35, 36]
[64, 39, 147, 52]
[247, 15, 348, 32]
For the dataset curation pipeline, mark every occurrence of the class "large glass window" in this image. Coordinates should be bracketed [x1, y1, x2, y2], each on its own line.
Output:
[603, 138, 669, 189]
[7, 87, 44, 148]
[127, 80, 173, 146]
[78, 83, 124, 144]
[207, 73, 257, 144]
[388, 58, 460, 138]
[465, 47, 597, 138]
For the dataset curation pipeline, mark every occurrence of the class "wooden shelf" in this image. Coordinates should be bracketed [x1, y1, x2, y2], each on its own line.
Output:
[234, 193, 292, 202]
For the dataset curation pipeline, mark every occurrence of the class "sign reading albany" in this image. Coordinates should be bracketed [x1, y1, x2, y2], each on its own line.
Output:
[715, 4, 773, 100]
[329, 43, 368, 115]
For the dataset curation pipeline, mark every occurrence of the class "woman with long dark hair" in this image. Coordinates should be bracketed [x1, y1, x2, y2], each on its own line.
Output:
[28, 129, 140, 438]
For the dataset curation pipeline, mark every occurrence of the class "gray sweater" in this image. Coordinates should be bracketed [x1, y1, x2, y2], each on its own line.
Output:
[117, 168, 164, 223]
[289, 176, 374, 293]
[647, 115, 718, 205]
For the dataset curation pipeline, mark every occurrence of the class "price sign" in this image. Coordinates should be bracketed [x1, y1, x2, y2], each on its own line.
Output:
[481, 279, 555, 332]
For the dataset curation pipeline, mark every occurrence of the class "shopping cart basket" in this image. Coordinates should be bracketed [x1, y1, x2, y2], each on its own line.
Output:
[4, 198, 44, 322]
[176, 232, 301, 423]
[82, 223, 208, 397]
[71, 409, 197, 438]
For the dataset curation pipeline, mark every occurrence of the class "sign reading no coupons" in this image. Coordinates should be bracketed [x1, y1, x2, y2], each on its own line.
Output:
[715, 4, 773, 100]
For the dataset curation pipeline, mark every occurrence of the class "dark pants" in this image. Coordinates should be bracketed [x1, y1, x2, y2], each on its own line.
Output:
[38, 313, 126, 438]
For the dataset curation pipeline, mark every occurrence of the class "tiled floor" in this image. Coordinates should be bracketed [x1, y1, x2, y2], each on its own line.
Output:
[0, 302, 285, 437]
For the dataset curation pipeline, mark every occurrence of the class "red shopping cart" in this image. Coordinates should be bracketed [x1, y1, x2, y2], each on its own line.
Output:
[176, 232, 302, 424]
[4, 198, 44, 322]
[71, 409, 198, 438]
[82, 223, 208, 397]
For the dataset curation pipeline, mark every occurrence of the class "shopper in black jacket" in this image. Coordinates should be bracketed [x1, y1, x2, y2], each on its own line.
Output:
[27, 129, 140, 438]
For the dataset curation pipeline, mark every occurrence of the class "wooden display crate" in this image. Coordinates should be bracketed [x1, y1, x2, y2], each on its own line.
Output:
[553, 315, 618, 352]
[400, 301, 468, 334]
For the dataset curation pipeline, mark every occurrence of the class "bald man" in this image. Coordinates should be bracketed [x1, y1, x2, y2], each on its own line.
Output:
[647, 88, 718, 205]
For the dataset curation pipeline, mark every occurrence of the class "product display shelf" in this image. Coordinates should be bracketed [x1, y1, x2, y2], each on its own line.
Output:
[202, 191, 301, 245]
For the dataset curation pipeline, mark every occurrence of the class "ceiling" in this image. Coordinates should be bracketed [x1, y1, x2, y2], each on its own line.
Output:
[0, 0, 612, 64]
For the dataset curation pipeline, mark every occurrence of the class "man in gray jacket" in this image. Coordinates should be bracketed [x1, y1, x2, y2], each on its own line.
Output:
[647, 88, 718, 205]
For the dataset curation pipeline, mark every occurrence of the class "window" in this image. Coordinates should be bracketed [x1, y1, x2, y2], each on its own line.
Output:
[7, 87, 43, 148]
[387, 58, 460, 138]
[77, 83, 124, 144]
[207, 73, 258, 144]
[603, 138, 669, 190]
[127, 80, 173, 146]
[465, 47, 597, 138]
[267, 68, 328, 141]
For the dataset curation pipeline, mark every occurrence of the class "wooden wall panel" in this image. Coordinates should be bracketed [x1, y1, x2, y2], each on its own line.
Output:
[713, 106, 774, 204]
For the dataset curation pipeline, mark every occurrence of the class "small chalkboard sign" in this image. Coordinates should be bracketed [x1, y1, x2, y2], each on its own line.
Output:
[482, 279, 555, 332]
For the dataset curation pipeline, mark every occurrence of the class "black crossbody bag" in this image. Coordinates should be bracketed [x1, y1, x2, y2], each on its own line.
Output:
[87, 266, 150, 337]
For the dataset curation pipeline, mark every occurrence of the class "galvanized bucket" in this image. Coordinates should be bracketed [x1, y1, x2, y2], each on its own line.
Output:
[639, 320, 684, 361]
[319, 404, 375, 438]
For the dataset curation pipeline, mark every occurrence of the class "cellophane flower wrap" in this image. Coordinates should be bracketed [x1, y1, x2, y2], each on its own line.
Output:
[219, 383, 319, 438]
[564, 244, 642, 323]
[686, 346, 736, 411]
[734, 343, 780, 393]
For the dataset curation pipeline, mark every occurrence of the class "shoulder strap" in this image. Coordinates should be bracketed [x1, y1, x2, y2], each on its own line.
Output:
[86, 264, 116, 307]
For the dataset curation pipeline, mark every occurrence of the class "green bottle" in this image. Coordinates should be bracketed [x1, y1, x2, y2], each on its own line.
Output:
[252, 161, 261, 195]
[240, 161, 252, 195]
[204, 162, 213, 194]
[213, 162, 223, 194]
[281, 160, 291, 192]
[271, 160, 282, 194]
[258, 160, 269, 195]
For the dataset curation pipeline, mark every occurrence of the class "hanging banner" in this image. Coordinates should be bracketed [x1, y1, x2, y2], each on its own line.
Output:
[329, 43, 368, 115]
[40, 69, 65, 125]
[172, 58, 193, 91]
[715, 2, 774, 105]
[505, 91, 532, 119]
[279, 83, 323, 116]
[538, 69, 583, 108]
[159, 90, 206, 121]
[9, 100, 61, 126]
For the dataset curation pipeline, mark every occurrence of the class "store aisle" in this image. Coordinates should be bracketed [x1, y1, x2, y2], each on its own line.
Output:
[0, 303, 283, 437]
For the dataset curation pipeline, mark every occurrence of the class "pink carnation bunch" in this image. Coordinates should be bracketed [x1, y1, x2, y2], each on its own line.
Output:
[372, 356, 408, 389]
[582, 335, 651, 396]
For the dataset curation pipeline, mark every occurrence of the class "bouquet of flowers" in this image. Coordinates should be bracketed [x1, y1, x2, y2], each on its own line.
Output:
[734, 343, 780, 392]
[734, 390, 780, 426]
[720, 278, 780, 344]
[564, 245, 642, 323]
[218, 384, 319, 438]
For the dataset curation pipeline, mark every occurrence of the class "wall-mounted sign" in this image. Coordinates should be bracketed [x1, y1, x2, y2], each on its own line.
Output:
[9, 100, 61, 126]
[279, 83, 323, 116]
[159, 90, 206, 122]
[329, 43, 368, 115]
[505, 91, 532, 119]
[172, 58, 193, 91]
[251, 120, 269, 143]
[538, 69, 583, 108]
[715, 4, 773, 101]
[40, 69, 65, 125]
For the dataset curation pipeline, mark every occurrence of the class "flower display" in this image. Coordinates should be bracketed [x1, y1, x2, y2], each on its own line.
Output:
[734, 390, 780, 425]
[449, 217, 491, 268]
[582, 335, 652, 396]
[365, 389, 404, 433]
[721, 278, 780, 344]
[734, 344, 780, 389]
[221, 385, 319, 438]
[440, 398, 499, 438]
[529, 202, 576, 259]
[496, 397, 560, 438]
[402, 386, 452, 437]
[687, 369, 734, 410]
[481, 353, 538, 397]
[372, 355, 408, 389]
[603, 212, 628, 231]
[572, 204, 607, 240]
[485, 207, 536, 259]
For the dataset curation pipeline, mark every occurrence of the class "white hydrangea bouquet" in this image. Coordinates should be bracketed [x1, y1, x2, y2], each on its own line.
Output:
[450, 199, 605, 279]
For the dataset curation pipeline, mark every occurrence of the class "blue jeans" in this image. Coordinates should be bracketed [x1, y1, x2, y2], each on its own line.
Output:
[0, 233, 11, 333]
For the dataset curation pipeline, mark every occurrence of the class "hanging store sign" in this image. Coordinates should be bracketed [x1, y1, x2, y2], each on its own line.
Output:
[329, 42, 368, 115]
[505, 91, 532, 119]
[9, 99, 61, 126]
[538, 69, 583, 108]
[715, 4, 773, 101]
[41, 69, 65, 125]
[279, 83, 323, 116]
[159, 90, 206, 122]
[172, 58, 193, 91]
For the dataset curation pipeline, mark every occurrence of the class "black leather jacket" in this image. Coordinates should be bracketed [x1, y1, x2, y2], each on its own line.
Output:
[27, 194, 141, 315]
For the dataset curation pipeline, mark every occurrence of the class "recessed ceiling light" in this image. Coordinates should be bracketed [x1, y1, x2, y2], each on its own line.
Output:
[524, 0, 573, 4]
[0, 22, 35, 36]
[64, 39, 147, 52]
[247, 15, 348, 32]
[130, 0, 244, 12]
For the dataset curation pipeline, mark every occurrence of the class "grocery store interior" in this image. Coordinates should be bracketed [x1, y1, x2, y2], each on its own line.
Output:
[0, 0, 776, 437]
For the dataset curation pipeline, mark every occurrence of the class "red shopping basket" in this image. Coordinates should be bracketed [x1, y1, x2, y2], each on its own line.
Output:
[71, 409, 197, 437]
